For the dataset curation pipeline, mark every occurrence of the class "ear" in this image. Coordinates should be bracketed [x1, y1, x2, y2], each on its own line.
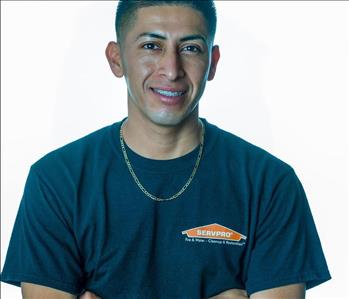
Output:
[208, 45, 220, 81]
[105, 41, 124, 78]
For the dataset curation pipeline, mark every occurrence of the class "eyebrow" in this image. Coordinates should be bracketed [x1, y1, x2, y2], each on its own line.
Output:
[136, 32, 207, 43]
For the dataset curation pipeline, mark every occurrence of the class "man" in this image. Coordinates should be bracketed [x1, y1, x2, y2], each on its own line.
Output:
[1, 1, 331, 298]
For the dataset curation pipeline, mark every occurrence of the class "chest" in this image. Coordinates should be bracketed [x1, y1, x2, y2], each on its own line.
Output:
[75, 172, 253, 298]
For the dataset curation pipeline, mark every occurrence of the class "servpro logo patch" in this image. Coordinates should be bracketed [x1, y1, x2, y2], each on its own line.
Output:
[182, 223, 247, 246]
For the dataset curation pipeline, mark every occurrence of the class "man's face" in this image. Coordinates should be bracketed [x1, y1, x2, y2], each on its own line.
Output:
[109, 5, 220, 126]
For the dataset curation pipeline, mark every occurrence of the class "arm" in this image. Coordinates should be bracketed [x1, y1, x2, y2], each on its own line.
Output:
[208, 288, 248, 298]
[21, 283, 102, 299]
[21, 282, 76, 299]
[250, 283, 305, 299]
[208, 283, 305, 299]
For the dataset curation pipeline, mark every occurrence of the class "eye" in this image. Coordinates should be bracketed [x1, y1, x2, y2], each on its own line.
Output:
[142, 43, 161, 50]
[181, 45, 202, 53]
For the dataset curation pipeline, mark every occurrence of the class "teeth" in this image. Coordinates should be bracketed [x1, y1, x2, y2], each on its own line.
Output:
[153, 88, 185, 97]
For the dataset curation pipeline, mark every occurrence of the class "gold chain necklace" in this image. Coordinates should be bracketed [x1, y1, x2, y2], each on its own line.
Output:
[119, 119, 205, 202]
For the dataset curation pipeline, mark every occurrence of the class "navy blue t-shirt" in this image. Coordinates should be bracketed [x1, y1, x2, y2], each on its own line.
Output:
[1, 118, 331, 298]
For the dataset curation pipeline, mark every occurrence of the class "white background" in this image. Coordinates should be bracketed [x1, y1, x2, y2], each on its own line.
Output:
[1, 1, 348, 298]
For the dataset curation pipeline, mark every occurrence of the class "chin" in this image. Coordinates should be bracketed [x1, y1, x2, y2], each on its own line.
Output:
[146, 111, 185, 127]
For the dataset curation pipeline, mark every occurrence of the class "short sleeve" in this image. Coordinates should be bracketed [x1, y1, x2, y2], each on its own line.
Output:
[1, 166, 84, 295]
[245, 170, 331, 295]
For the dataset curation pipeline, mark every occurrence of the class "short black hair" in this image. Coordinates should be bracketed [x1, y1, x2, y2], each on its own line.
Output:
[115, 0, 217, 43]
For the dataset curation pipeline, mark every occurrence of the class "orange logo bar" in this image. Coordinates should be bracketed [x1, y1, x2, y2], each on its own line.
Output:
[182, 223, 247, 242]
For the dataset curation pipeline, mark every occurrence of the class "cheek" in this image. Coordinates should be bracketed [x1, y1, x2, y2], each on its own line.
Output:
[127, 56, 156, 85]
[184, 58, 210, 86]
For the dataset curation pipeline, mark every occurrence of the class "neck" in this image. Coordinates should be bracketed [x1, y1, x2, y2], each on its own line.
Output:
[121, 113, 202, 160]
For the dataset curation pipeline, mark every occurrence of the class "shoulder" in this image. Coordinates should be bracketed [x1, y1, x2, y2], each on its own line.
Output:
[212, 122, 292, 171]
[30, 122, 119, 179]
[205, 121, 295, 187]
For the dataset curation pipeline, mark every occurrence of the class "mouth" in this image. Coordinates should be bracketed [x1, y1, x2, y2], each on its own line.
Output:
[151, 88, 186, 97]
[150, 87, 187, 105]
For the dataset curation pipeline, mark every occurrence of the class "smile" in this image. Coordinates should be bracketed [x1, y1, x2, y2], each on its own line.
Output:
[152, 88, 186, 97]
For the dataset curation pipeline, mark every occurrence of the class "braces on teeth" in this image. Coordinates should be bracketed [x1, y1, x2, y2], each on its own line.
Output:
[154, 88, 185, 97]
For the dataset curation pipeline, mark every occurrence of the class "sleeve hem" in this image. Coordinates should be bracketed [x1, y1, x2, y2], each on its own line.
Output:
[1, 272, 83, 295]
[246, 270, 331, 296]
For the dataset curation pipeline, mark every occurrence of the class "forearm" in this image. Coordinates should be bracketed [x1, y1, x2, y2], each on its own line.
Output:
[21, 282, 77, 299]
[208, 283, 305, 299]
[21, 284, 103, 299]
[250, 283, 305, 299]
[208, 289, 248, 299]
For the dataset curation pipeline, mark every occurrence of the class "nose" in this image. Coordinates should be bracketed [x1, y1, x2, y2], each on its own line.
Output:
[158, 49, 185, 81]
